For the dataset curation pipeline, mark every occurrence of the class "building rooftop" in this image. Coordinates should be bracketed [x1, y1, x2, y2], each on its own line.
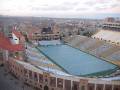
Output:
[0, 32, 24, 51]
[12, 30, 23, 38]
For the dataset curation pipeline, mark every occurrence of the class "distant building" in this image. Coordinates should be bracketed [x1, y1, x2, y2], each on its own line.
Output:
[102, 22, 120, 31]
[105, 17, 115, 22]
[31, 24, 60, 41]
[92, 18, 120, 44]
[8, 30, 25, 45]
[0, 24, 25, 66]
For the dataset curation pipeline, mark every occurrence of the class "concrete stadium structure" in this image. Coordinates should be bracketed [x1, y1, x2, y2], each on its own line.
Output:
[0, 23, 120, 90]
[1, 33, 120, 90]
[7, 57, 120, 90]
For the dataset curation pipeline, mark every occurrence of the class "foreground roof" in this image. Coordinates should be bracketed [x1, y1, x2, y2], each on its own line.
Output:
[12, 30, 23, 38]
[0, 32, 24, 51]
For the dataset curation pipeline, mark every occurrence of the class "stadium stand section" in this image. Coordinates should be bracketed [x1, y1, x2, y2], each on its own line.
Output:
[92, 30, 120, 44]
[64, 35, 120, 66]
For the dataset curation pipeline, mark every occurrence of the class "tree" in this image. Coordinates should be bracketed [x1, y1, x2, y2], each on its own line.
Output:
[83, 32, 93, 37]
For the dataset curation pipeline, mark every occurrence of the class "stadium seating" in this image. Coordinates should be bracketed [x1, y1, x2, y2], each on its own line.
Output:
[107, 51, 120, 61]
[64, 35, 120, 66]
[92, 30, 120, 44]
[90, 43, 113, 57]
[26, 45, 62, 70]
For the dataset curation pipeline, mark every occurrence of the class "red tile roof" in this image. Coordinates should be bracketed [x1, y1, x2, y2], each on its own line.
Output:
[12, 30, 22, 38]
[0, 32, 24, 51]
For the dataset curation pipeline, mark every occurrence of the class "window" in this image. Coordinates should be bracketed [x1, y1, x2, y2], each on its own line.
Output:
[45, 79, 48, 82]
[24, 69, 27, 76]
[72, 81, 79, 90]
[51, 88, 54, 90]
[65, 80, 71, 90]
[81, 86, 85, 90]
[96, 84, 103, 90]
[34, 72, 38, 81]
[113, 85, 120, 90]
[15, 39, 18, 40]
[73, 84, 78, 90]
[57, 78, 63, 88]
[39, 74, 43, 83]
[44, 85, 49, 90]
[40, 85, 42, 88]
[29, 71, 32, 79]
[50, 77, 56, 87]
[105, 85, 112, 90]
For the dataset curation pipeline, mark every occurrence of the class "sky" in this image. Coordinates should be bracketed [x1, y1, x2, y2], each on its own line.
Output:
[0, 0, 120, 18]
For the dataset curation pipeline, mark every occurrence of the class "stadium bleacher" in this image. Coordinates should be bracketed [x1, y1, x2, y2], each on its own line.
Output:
[107, 51, 120, 61]
[92, 30, 120, 44]
[64, 35, 120, 66]
[26, 45, 62, 70]
[90, 43, 113, 56]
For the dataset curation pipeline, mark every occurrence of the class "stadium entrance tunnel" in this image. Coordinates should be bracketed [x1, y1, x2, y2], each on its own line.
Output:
[73, 84, 78, 90]
[44, 85, 49, 90]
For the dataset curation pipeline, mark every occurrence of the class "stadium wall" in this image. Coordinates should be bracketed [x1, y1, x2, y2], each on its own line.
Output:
[6, 57, 120, 90]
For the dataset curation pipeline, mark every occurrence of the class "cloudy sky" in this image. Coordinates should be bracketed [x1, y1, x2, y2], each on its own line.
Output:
[0, 0, 120, 18]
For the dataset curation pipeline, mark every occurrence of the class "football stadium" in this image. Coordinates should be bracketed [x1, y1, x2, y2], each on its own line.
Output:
[0, 21, 120, 90]
[37, 43, 118, 77]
